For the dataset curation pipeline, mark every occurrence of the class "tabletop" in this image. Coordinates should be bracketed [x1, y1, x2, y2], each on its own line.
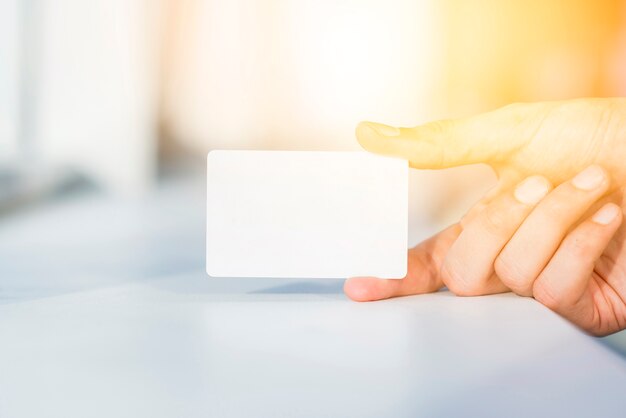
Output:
[1, 176, 625, 418]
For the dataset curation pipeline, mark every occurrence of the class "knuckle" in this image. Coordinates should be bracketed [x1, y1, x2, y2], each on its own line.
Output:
[562, 235, 594, 260]
[440, 261, 483, 297]
[494, 255, 532, 294]
[539, 197, 571, 222]
[461, 202, 488, 229]
[532, 279, 561, 310]
[424, 119, 453, 136]
[478, 203, 510, 236]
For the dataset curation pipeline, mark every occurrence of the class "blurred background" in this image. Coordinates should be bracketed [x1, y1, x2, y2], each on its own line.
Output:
[2, 0, 625, 216]
[2, 0, 626, 207]
[1, 0, 626, 344]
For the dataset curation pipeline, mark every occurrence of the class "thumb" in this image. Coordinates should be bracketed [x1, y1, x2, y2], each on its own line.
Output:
[356, 105, 531, 169]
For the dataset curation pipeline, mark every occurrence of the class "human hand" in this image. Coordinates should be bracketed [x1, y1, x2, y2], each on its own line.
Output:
[346, 98, 626, 299]
[346, 167, 626, 336]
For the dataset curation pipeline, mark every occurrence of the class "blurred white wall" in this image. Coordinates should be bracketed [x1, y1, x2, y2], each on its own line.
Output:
[0, 0, 19, 162]
[34, 0, 163, 195]
[10, 0, 620, 232]
[163, 0, 445, 152]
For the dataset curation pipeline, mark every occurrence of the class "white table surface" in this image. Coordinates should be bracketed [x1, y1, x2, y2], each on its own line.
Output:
[1, 176, 626, 418]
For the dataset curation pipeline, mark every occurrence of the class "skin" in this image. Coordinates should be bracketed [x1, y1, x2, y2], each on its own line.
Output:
[345, 97, 626, 336]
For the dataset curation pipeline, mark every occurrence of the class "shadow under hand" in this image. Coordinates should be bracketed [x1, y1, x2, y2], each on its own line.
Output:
[249, 280, 344, 295]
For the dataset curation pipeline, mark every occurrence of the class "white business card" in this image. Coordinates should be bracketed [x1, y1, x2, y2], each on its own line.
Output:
[206, 151, 407, 278]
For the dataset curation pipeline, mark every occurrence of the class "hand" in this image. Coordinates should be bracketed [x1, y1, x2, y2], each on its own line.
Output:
[346, 167, 626, 336]
[346, 98, 626, 333]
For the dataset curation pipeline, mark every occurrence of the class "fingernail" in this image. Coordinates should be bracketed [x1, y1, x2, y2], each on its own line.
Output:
[592, 204, 620, 225]
[572, 165, 606, 190]
[514, 176, 550, 205]
[363, 122, 401, 137]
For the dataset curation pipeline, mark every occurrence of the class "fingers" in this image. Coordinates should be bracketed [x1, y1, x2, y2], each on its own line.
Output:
[495, 165, 611, 296]
[355, 103, 543, 169]
[533, 203, 623, 335]
[344, 224, 461, 302]
[442, 176, 552, 296]
[460, 170, 531, 228]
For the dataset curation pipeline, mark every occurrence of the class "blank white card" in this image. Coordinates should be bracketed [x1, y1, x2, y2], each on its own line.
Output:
[206, 151, 408, 278]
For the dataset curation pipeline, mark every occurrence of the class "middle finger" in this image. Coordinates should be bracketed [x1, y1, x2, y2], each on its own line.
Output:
[495, 165, 610, 296]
